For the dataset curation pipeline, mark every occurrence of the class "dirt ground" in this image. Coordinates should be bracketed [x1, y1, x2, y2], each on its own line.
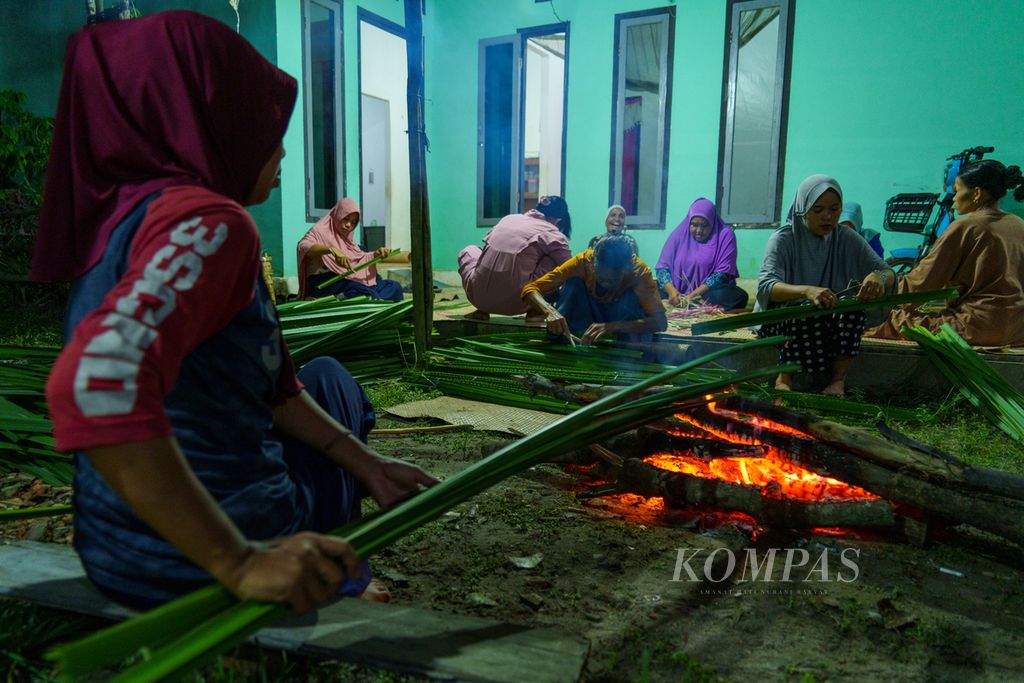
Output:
[3, 419, 1024, 682]
[362, 426, 1024, 683]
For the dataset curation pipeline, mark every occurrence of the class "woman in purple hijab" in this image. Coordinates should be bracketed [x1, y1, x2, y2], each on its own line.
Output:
[655, 198, 748, 310]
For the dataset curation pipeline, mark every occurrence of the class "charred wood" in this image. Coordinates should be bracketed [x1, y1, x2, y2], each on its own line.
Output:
[714, 397, 1024, 503]
[618, 459, 896, 530]
[679, 403, 1024, 545]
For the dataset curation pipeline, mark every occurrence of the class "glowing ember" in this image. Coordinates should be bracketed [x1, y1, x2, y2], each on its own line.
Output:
[646, 404, 879, 503]
[645, 450, 877, 502]
[611, 493, 665, 512]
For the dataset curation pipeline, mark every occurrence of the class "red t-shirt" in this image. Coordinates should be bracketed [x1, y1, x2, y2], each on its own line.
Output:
[47, 185, 302, 452]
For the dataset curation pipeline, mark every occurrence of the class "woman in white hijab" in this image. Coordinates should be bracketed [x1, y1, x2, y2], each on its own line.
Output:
[756, 175, 894, 396]
[589, 204, 629, 250]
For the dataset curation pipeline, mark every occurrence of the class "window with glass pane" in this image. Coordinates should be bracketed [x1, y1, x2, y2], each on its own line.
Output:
[477, 27, 568, 226]
[719, 0, 792, 224]
[303, 0, 343, 219]
[610, 10, 673, 229]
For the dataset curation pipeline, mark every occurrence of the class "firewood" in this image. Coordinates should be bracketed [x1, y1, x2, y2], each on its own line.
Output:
[714, 397, 1024, 502]
[618, 458, 896, 530]
[678, 402, 1024, 546]
[638, 426, 765, 460]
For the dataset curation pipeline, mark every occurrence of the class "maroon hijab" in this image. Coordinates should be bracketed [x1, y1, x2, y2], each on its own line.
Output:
[32, 10, 297, 281]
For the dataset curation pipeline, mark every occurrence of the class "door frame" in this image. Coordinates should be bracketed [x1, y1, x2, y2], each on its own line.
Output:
[357, 9, 406, 243]
[516, 22, 570, 212]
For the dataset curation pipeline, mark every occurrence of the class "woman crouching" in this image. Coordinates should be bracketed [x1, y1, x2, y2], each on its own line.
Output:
[522, 232, 667, 345]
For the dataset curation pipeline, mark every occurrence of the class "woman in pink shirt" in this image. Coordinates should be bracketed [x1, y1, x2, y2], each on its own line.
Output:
[458, 195, 573, 322]
[296, 198, 402, 301]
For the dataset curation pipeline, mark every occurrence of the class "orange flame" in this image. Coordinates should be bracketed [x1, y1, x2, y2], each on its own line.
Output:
[643, 404, 877, 502]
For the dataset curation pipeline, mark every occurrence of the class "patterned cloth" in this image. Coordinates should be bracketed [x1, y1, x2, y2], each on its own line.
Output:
[760, 311, 868, 373]
[656, 268, 734, 290]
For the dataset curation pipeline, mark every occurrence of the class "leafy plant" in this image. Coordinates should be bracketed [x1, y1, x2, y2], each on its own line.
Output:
[0, 90, 53, 279]
[0, 345, 72, 485]
[277, 296, 418, 377]
[415, 332, 920, 422]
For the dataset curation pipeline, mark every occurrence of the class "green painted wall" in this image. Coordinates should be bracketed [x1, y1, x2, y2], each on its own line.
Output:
[423, 0, 1024, 278]
[6, 1, 1022, 279]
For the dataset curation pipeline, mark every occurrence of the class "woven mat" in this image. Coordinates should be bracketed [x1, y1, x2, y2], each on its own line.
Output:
[386, 397, 560, 435]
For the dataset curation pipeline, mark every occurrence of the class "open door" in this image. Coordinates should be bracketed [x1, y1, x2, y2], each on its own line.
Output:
[359, 15, 410, 253]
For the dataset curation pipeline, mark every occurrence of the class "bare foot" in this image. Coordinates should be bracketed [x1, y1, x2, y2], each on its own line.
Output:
[357, 578, 391, 603]
[774, 380, 792, 391]
[464, 309, 490, 322]
[822, 381, 846, 398]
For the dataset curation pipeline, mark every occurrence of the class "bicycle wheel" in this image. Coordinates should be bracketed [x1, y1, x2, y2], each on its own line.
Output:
[885, 257, 917, 277]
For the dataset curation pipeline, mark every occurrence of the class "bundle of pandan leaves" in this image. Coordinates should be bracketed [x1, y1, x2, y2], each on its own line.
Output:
[0, 345, 71, 486]
[417, 331, 920, 421]
[277, 296, 417, 380]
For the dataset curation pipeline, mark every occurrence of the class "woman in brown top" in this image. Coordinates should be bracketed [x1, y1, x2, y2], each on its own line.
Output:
[869, 160, 1024, 346]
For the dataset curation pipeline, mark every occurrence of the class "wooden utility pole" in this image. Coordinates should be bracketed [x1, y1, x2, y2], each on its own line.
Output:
[404, 0, 433, 362]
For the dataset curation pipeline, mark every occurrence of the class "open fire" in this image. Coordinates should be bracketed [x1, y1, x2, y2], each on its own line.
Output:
[578, 398, 894, 536]
[646, 402, 879, 504]
[569, 395, 1024, 547]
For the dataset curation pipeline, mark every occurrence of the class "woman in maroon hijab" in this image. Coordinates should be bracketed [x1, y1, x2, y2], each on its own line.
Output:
[35, 11, 435, 612]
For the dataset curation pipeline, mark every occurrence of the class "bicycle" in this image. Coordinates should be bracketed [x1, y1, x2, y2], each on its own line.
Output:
[882, 145, 994, 275]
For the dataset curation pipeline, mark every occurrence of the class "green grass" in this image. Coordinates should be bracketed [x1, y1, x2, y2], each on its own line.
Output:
[601, 631, 724, 683]
[364, 379, 440, 412]
[0, 600, 105, 681]
[888, 395, 1024, 475]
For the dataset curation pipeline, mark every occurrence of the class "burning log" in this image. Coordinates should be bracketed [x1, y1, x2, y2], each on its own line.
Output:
[619, 458, 897, 530]
[665, 398, 1024, 546]
[713, 396, 1024, 503]
[639, 428, 764, 460]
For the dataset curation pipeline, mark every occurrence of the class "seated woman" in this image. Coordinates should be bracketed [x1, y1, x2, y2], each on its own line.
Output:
[458, 195, 572, 323]
[655, 198, 748, 310]
[868, 160, 1024, 346]
[756, 175, 894, 397]
[839, 202, 884, 258]
[588, 204, 627, 249]
[36, 11, 435, 612]
[522, 232, 667, 345]
[297, 198, 402, 301]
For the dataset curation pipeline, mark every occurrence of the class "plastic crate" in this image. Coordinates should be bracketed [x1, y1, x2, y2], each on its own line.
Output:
[883, 193, 938, 233]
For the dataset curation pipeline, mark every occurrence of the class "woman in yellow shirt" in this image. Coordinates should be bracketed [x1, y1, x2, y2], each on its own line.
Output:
[521, 232, 667, 345]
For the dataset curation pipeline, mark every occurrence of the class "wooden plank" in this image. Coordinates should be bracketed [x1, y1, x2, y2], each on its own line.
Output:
[404, 0, 434, 364]
[0, 542, 589, 683]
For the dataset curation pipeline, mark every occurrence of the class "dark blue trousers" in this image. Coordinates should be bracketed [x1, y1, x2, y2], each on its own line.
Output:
[307, 272, 404, 301]
[556, 277, 652, 342]
[279, 357, 376, 596]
